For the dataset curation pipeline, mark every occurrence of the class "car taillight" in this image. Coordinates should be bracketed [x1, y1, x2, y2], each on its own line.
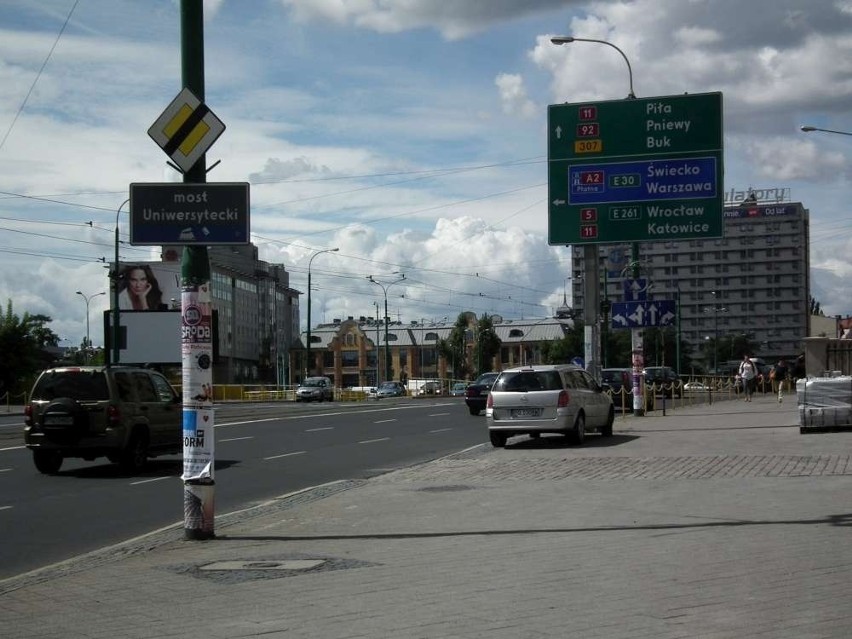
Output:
[24, 404, 32, 426]
[557, 390, 570, 407]
[486, 393, 493, 408]
[107, 404, 121, 426]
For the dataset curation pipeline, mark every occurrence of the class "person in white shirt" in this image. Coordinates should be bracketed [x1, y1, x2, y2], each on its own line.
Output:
[739, 354, 758, 402]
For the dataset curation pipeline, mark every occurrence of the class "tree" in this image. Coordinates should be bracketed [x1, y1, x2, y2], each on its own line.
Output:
[437, 313, 471, 380]
[472, 314, 501, 377]
[0, 300, 60, 396]
[541, 319, 584, 364]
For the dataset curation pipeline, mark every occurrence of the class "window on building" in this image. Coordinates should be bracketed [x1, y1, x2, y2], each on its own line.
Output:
[509, 329, 524, 338]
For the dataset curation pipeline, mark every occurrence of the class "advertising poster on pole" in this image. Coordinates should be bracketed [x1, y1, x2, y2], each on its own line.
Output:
[181, 283, 214, 481]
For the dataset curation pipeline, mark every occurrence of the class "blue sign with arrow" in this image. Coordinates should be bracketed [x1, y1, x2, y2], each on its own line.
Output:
[611, 300, 676, 329]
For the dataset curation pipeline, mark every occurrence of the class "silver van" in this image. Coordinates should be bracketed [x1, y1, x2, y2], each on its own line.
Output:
[486, 364, 614, 447]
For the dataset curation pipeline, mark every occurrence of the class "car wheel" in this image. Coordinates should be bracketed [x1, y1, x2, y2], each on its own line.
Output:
[570, 413, 585, 445]
[119, 430, 149, 472]
[601, 407, 614, 437]
[33, 450, 63, 474]
[468, 406, 480, 416]
[489, 431, 507, 448]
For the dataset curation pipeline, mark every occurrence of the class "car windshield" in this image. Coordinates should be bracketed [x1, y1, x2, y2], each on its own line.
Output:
[475, 373, 498, 385]
[302, 379, 324, 387]
[31, 370, 110, 401]
[378, 382, 396, 390]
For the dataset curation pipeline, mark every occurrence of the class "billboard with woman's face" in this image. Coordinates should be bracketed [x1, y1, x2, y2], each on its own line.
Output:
[117, 262, 181, 311]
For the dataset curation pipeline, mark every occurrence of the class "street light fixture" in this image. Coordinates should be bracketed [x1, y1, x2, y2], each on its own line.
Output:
[702, 291, 728, 374]
[305, 247, 339, 378]
[367, 274, 405, 382]
[76, 290, 105, 362]
[550, 36, 636, 99]
[800, 125, 852, 137]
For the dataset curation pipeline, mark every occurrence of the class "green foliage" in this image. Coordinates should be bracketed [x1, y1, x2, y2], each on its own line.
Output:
[472, 314, 501, 376]
[437, 313, 470, 380]
[0, 300, 60, 396]
[541, 319, 584, 364]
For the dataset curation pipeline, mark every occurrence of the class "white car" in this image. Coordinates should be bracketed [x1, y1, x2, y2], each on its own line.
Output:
[486, 364, 614, 447]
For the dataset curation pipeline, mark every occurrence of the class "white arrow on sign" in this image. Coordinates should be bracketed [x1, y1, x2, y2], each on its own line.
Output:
[612, 313, 628, 327]
[628, 304, 645, 325]
[552, 199, 566, 206]
[555, 125, 562, 139]
[660, 311, 675, 325]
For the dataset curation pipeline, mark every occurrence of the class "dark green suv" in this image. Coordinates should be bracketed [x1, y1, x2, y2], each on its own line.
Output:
[24, 366, 181, 474]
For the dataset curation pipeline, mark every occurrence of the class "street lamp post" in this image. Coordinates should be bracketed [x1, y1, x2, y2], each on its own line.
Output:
[550, 36, 636, 99]
[367, 274, 405, 382]
[305, 247, 339, 378]
[112, 198, 129, 366]
[76, 290, 105, 361]
[800, 125, 852, 137]
[703, 291, 728, 374]
[550, 34, 637, 395]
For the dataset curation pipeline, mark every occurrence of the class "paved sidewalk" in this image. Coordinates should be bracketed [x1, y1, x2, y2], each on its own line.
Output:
[4, 395, 852, 638]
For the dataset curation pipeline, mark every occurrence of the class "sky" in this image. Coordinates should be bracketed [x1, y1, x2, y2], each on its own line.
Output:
[0, 0, 851, 349]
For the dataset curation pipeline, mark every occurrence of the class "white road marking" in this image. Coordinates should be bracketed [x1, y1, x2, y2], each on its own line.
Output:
[428, 412, 451, 417]
[358, 437, 390, 444]
[218, 436, 254, 443]
[130, 476, 173, 486]
[374, 419, 396, 424]
[264, 451, 307, 460]
[0, 505, 12, 511]
[429, 428, 452, 433]
[305, 427, 334, 432]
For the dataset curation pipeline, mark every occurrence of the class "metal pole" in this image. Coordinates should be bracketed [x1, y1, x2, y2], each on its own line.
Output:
[306, 248, 338, 379]
[112, 198, 129, 366]
[368, 274, 404, 383]
[180, 0, 214, 541]
[76, 291, 105, 362]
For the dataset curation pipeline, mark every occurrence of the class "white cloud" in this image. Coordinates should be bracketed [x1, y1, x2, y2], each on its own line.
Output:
[495, 73, 536, 118]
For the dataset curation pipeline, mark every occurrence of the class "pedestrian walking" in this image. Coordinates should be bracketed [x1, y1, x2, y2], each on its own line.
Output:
[773, 358, 790, 403]
[739, 354, 758, 402]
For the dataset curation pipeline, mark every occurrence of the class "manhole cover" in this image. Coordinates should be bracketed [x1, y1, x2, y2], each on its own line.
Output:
[200, 560, 325, 571]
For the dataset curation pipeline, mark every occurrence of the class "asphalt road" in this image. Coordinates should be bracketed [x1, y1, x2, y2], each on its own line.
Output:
[0, 397, 485, 580]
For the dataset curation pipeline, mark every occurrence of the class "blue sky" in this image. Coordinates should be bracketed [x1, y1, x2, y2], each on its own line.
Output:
[1, 0, 851, 348]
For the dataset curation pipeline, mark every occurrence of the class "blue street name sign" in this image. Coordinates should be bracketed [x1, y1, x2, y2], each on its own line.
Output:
[129, 182, 250, 246]
[611, 300, 676, 329]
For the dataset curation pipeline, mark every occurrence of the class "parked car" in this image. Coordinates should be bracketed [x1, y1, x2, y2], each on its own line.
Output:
[643, 366, 682, 398]
[486, 364, 614, 447]
[23, 365, 182, 474]
[601, 367, 632, 399]
[295, 376, 334, 402]
[450, 382, 467, 397]
[684, 381, 710, 393]
[464, 372, 500, 416]
[376, 381, 406, 398]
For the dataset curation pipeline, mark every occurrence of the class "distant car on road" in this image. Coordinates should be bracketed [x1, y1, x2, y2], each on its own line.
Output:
[418, 381, 442, 396]
[295, 376, 334, 402]
[684, 381, 709, 393]
[464, 372, 499, 416]
[376, 381, 406, 398]
[450, 382, 467, 397]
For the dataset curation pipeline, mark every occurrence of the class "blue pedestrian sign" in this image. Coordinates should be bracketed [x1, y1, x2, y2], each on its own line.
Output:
[611, 300, 676, 329]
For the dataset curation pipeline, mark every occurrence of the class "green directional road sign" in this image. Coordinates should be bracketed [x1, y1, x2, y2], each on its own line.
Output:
[548, 92, 723, 245]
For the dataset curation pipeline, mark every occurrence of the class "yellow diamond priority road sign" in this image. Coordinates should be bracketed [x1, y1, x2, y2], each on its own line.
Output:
[148, 87, 225, 174]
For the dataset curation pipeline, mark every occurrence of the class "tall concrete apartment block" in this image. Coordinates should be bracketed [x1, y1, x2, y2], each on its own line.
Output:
[571, 200, 810, 368]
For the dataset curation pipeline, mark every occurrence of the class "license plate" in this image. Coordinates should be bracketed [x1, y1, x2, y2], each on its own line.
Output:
[44, 415, 74, 426]
[512, 408, 541, 418]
